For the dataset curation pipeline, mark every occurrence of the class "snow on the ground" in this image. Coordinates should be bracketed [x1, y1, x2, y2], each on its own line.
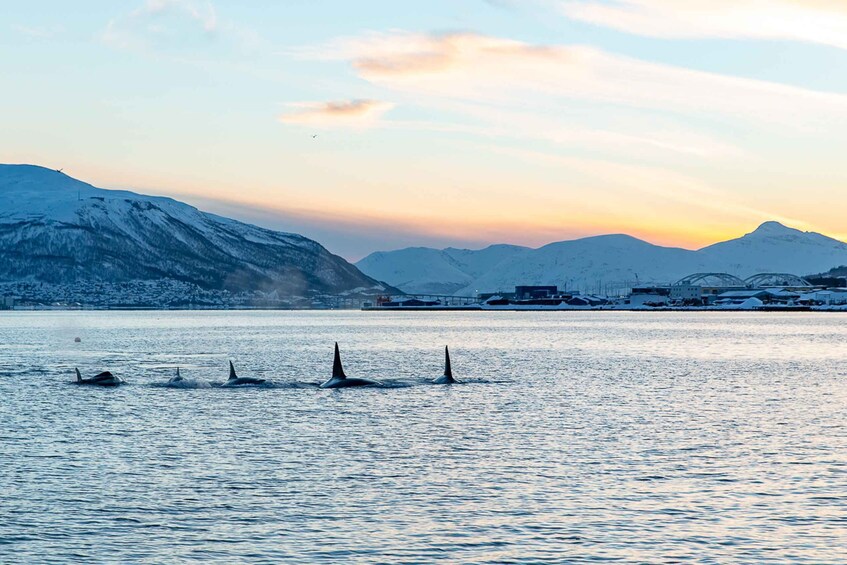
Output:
[358, 222, 847, 296]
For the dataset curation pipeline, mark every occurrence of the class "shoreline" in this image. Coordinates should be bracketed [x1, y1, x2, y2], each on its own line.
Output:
[362, 305, 845, 313]
[4, 306, 841, 313]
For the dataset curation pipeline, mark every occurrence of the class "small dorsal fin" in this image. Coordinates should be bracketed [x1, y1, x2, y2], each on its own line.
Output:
[444, 346, 453, 379]
[229, 361, 237, 380]
[75, 368, 82, 382]
[332, 342, 346, 380]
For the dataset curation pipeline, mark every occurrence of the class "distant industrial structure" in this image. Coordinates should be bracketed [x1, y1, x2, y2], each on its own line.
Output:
[617, 271, 847, 309]
[364, 271, 847, 310]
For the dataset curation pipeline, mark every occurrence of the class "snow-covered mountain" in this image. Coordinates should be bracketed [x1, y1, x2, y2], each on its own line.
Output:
[0, 164, 387, 296]
[356, 244, 529, 294]
[457, 235, 706, 296]
[357, 222, 847, 296]
[699, 221, 847, 276]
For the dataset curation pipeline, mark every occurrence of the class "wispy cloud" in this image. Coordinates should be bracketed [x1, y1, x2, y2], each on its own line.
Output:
[320, 31, 847, 127]
[101, 0, 261, 54]
[103, 0, 216, 50]
[146, 0, 218, 32]
[292, 31, 788, 158]
[560, 0, 847, 51]
[387, 100, 746, 158]
[279, 99, 395, 127]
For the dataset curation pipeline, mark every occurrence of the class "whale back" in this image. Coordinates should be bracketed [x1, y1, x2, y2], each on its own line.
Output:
[229, 361, 237, 380]
[444, 346, 453, 379]
[332, 342, 346, 380]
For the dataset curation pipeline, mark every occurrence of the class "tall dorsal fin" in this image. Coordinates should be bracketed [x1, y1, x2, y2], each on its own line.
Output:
[176, 367, 181, 378]
[75, 368, 82, 382]
[444, 346, 453, 379]
[332, 342, 347, 380]
[229, 361, 237, 380]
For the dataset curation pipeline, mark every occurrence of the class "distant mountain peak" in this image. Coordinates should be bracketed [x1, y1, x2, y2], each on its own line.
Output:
[749, 221, 800, 236]
[359, 220, 847, 296]
[0, 164, 92, 193]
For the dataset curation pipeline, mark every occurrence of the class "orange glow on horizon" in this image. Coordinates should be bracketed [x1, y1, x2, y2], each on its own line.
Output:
[11, 156, 839, 259]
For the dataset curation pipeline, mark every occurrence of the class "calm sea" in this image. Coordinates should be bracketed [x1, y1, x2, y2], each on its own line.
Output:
[1, 311, 846, 563]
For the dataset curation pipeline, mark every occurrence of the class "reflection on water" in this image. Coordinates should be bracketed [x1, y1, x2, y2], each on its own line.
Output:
[1, 311, 846, 562]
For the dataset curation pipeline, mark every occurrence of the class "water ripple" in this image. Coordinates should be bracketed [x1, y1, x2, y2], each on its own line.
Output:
[1, 311, 846, 562]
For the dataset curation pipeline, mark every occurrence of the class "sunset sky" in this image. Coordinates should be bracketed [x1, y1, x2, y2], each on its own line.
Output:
[3, 1, 847, 259]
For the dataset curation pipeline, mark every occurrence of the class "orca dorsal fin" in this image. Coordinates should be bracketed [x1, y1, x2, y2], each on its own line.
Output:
[444, 346, 453, 379]
[332, 342, 347, 380]
[229, 361, 237, 380]
[75, 368, 82, 382]
[176, 367, 181, 378]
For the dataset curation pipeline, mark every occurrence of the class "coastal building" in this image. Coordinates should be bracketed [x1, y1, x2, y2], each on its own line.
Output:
[514, 286, 559, 300]
[629, 286, 670, 306]
[714, 288, 806, 307]
[715, 289, 771, 302]
[669, 284, 701, 302]
[671, 273, 749, 304]
[798, 289, 847, 305]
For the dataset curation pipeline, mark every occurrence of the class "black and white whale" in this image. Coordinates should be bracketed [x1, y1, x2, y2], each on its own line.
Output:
[319, 343, 380, 389]
[74, 368, 125, 387]
[432, 346, 457, 384]
[169, 367, 185, 384]
[163, 367, 212, 389]
[221, 361, 267, 387]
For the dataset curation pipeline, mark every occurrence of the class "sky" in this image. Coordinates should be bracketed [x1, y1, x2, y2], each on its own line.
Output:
[3, 0, 847, 260]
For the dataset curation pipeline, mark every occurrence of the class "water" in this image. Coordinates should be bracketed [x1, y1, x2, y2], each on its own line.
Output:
[1, 311, 846, 563]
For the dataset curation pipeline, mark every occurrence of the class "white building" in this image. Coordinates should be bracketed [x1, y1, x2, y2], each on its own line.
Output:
[629, 287, 670, 306]
[670, 284, 701, 301]
[799, 289, 847, 305]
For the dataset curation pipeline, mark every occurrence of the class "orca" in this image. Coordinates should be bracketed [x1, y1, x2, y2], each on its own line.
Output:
[432, 346, 457, 384]
[319, 343, 380, 389]
[163, 367, 212, 389]
[168, 367, 185, 384]
[74, 368, 125, 387]
[221, 361, 267, 387]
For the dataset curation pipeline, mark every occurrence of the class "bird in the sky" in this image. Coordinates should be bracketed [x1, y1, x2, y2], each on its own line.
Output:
[312, 134, 318, 139]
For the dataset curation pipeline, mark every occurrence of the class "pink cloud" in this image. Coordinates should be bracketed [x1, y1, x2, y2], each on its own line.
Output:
[279, 99, 394, 127]
[561, 0, 847, 50]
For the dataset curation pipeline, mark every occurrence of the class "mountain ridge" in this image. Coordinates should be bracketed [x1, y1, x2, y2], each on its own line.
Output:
[357, 221, 847, 296]
[0, 164, 389, 299]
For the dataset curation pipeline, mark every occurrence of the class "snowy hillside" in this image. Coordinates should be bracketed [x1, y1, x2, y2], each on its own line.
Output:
[699, 221, 847, 276]
[0, 165, 387, 296]
[457, 235, 706, 296]
[356, 244, 528, 294]
[442, 244, 531, 280]
[358, 223, 847, 296]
